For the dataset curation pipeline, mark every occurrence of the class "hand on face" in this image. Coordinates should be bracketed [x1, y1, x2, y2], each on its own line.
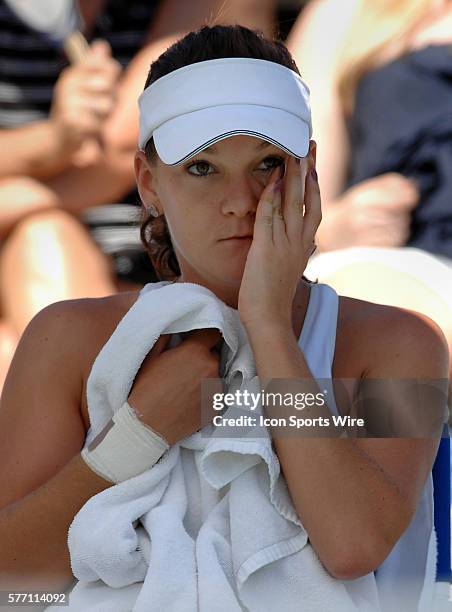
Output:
[238, 146, 321, 330]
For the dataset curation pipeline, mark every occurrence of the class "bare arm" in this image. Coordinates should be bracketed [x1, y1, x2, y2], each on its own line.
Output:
[287, 0, 420, 250]
[0, 0, 276, 236]
[0, 122, 77, 180]
[0, 41, 121, 183]
[0, 148, 133, 240]
[245, 307, 449, 579]
[0, 454, 112, 591]
[0, 156, 133, 240]
[0, 301, 113, 590]
[0, 40, 130, 236]
[286, 0, 358, 205]
[103, 0, 277, 153]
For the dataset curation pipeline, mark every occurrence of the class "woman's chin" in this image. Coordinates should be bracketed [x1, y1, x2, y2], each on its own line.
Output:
[212, 261, 246, 287]
[226, 254, 248, 275]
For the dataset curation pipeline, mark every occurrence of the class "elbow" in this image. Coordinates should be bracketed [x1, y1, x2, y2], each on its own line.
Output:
[319, 500, 415, 580]
[324, 547, 383, 581]
[325, 552, 379, 581]
[323, 520, 411, 581]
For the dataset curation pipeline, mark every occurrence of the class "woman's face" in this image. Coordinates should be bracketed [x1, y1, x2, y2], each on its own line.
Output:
[135, 135, 312, 298]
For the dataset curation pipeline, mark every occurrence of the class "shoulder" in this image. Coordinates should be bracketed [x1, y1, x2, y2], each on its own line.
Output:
[337, 293, 450, 378]
[0, 292, 139, 507]
[22, 290, 140, 351]
[22, 291, 141, 430]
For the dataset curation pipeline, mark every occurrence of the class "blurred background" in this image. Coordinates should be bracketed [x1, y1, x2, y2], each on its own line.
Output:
[0, 0, 308, 391]
[0, 0, 450, 408]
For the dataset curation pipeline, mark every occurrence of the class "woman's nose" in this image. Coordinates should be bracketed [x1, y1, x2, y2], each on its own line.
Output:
[220, 177, 260, 217]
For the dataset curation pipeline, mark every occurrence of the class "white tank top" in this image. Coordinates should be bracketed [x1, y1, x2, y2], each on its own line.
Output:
[138, 279, 436, 610]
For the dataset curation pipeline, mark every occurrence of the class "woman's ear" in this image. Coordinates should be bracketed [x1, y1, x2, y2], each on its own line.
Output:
[134, 150, 160, 211]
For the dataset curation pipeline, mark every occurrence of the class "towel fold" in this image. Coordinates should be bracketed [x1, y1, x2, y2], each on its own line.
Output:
[59, 281, 381, 611]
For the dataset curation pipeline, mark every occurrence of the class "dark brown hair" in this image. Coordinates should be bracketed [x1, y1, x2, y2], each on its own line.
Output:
[139, 24, 316, 284]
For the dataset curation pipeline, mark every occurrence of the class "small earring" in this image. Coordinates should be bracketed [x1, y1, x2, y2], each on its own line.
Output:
[147, 204, 159, 218]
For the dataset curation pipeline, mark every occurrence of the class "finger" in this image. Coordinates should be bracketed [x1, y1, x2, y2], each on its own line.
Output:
[368, 226, 407, 247]
[81, 51, 118, 77]
[284, 156, 306, 246]
[366, 210, 410, 229]
[79, 47, 121, 79]
[143, 333, 172, 361]
[391, 213, 412, 234]
[182, 328, 223, 350]
[365, 211, 394, 227]
[254, 166, 281, 245]
[383, 222, 411, 244]
[369, 178, 419, 210]
[301, 167, 322, 251]
[382, 173, 419, 193]
[376, 193, 419, 211]
[66, 114, 101, 138]
[81, 76, 117, 95]
[255, 189, 274, 244]
[88, 39, 112, 59]
[79, 61, 121, 81]
[272, 181, 287, 247]
[80, 96, 115, 120]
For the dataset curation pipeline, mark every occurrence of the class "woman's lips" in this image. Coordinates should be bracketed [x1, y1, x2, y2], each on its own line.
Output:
[221, 236, 253, 244]
[221, 234, 253, 240]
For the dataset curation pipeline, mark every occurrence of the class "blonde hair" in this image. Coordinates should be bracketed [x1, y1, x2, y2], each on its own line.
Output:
[336, 0, 448, 114]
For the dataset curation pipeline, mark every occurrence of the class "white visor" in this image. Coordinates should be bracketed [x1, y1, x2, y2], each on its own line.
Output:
[138, 57, 312, 165]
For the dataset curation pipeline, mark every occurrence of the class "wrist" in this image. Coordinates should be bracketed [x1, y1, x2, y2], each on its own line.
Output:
[244, 319, 295, 342]
[81, 401, 170, 483]
[47, 116, 81, 157]
[127, 400, 172, 444]
[127, 396, 178, 447]
[16, 120, 75, 177]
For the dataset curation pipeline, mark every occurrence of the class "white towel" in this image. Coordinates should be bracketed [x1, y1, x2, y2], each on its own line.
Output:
[59, 282, 381, 612]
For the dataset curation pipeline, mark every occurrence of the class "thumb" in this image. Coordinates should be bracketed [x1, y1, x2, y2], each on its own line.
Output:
[182, 328, 223, 351]
[88, 39, 112, 60]
[145, 333, 172, 359]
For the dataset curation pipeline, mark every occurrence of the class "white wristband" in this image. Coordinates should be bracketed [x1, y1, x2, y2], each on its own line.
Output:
[81, 401, 170, 483]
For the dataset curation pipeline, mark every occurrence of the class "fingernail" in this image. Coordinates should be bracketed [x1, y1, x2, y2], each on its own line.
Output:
[268, 166, 279, 185]
[272, 178, 283, 191]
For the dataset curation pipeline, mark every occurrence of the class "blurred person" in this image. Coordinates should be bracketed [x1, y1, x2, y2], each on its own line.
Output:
[288, 0, 452, 260]
[287, 0, 452, 380]
[0, 0, 276, 390]
[275, 0, 309, 39]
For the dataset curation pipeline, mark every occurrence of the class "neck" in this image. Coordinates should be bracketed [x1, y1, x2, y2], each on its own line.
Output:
[173, 274, 242, 309]
[173, 275, 311, 338]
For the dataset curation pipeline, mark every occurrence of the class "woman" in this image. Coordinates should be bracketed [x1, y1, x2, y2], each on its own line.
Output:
[0, 0, 276, 394]
[286, 0, 452, 380]
[0, 24, 448, 611]
[288, 0, 452, 258]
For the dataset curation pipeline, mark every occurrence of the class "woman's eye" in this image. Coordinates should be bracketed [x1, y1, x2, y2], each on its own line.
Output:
[186, 160, 213, 177]
[259, 156, 284, 172]
[185, 156, 284, 178]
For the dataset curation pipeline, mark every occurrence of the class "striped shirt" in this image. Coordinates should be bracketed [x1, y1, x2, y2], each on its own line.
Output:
[0, 0, 163, 282]
[0, 0, 162, 127]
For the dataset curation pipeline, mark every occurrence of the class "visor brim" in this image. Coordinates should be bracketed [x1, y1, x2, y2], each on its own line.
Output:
[151, 105, 311, 165]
